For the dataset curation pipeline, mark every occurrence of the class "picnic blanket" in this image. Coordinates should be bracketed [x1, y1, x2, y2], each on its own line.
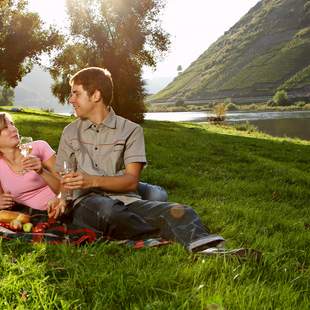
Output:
[0, 214, 171, 249]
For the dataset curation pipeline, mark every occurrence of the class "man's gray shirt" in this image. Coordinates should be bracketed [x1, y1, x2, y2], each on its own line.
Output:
[56, 108, 147, 205]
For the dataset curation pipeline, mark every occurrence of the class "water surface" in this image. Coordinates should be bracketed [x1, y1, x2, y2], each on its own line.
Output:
[145, 111, 310, 140]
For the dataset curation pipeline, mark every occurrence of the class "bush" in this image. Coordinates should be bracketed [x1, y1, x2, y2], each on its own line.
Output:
[213, 103, 227, 118]
[224, 97, 233, 104]
[40, 107, 54, 113]
[267, 99, 275, 106]
[296, 101, 306, 108]
[226, 103, 239, 111]
[273, 90, 288, 106]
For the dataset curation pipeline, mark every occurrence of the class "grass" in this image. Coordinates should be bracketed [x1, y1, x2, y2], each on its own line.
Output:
[0, 110, 309, 309]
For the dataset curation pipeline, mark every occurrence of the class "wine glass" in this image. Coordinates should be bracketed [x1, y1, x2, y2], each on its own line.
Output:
[19, 136, 33, 174]
[20, 136, 33, 157]
[60, 160, 74, 201]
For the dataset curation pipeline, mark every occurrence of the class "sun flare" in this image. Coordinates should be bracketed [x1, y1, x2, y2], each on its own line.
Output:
[28, 0, 67, 26]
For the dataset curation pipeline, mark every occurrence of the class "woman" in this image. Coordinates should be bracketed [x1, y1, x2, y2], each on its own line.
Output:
[0, 112, 60, 213]
[0, 112, 167, 215]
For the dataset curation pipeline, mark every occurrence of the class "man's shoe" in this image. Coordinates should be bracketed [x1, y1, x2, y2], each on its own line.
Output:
[197, 247, 262, 261]
[188, 235, 225, 252]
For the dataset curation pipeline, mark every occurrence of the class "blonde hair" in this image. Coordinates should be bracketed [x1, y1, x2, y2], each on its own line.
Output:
[0, 113, 12, 132]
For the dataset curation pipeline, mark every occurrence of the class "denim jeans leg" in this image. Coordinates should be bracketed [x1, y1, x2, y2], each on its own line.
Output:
[138, 182, 168, 202]
[72, 194, 158, 239]
[127, 200, 224, 249]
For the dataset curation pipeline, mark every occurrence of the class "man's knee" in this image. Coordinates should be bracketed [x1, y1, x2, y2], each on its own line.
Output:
[158, 203, 195, 220]
[138, 182, 168, 202]
[73, 195, 124, 226]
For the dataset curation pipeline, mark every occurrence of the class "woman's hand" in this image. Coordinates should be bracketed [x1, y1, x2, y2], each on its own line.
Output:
[21, 155, 43, 174]
[47, 197, 67, 219]
[0, 192, 14, 210]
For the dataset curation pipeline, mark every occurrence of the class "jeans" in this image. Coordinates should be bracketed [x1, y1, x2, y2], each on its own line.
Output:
[138, 182, 168, 202]
[72, 193, 223, 250]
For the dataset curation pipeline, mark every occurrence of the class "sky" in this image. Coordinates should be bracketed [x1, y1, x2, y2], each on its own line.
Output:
[27, 0, 259, 79]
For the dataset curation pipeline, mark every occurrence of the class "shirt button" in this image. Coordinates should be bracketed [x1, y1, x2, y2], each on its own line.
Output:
[96, 130, 99, 133]
[95, 164, 98, 167]
[95, 147, 98, 150]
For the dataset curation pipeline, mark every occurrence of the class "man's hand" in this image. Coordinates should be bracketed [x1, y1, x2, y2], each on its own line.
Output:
[61, 172, 93, 190]
[47, 197, 67, 219]
[21, 155, 43, 174]
[0, 192, 14, 210]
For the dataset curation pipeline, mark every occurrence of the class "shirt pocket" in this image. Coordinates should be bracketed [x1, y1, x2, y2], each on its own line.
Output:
[71, 139, 81, 152]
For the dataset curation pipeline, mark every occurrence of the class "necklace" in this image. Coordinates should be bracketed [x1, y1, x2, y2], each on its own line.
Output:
[2, 154, 24, 175]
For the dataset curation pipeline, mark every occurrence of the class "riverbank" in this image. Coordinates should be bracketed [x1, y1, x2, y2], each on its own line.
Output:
[1, 111, 309, 309]
[145, 110, 310, 141]
[147, 102, 310, 113]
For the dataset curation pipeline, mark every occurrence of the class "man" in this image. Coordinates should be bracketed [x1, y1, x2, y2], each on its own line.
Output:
[49, 67, 244, 255]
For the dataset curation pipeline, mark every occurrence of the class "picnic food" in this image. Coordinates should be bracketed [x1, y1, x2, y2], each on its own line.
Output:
[0, 210, 30, 224]
[10, 219, 22, 230]
[23, 222, 33, 232]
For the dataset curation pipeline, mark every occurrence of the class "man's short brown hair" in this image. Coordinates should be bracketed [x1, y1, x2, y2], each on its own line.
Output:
[70, 67, 114, 106]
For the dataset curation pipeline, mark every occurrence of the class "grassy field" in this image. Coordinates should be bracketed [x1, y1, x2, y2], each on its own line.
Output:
[0, 110, 309, 309]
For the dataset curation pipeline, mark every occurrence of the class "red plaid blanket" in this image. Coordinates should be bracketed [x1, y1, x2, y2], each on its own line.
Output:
[0, 216, 171, 248]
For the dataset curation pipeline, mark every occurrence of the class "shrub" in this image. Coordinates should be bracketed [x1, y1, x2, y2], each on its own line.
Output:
[40, 107, 54, 113]
[273, 90, 288, 106]
[267, 99, 275, 106]
[224, 97, 233, 104]
[296, 101, 306, 108]
[226, 103, 239, 111]
[213, 103, 227, 118]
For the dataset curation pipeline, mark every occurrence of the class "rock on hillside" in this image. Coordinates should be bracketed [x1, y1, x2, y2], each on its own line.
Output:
[151, 0, 310, 104]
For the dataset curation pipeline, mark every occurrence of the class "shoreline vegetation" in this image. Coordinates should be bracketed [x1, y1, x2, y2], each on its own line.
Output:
[0, 109, 309, 308]
[146, 101, 310, 113]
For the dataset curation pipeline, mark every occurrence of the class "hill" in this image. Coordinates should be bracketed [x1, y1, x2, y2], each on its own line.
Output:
[13, 66, 172, 109]
[144, 76, 174, 95]
[151, 0, 310, 104]
[14, 65, 72, 114]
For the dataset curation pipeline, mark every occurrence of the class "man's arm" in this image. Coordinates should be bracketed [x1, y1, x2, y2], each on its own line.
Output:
[61, 162, 143, 193]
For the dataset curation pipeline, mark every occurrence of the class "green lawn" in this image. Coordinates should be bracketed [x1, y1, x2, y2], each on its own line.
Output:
[0, 110, 309, 309]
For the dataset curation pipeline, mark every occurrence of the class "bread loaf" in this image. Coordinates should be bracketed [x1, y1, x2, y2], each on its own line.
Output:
[0, 210, 30, 223]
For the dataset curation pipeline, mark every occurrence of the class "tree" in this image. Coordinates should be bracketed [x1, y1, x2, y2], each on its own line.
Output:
[0, 85, 14, 106]
[50, 0, 170, 123]
[273, 90, 289, 106]
[0, 0, 63, 87]
[177, 65, 183, 75]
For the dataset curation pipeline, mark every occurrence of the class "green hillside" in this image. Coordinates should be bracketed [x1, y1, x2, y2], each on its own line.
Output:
[151, 0, 310, 103]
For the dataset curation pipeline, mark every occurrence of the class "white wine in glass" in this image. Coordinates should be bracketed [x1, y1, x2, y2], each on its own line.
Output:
[60, 160, 74, 201]
[20, 136, 33, 157]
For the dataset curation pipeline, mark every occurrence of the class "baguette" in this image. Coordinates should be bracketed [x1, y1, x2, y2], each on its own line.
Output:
[0, 210, 30, 224]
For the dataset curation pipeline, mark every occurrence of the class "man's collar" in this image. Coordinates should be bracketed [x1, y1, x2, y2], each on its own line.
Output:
[81, 107, 117, 131]
[102, 107, 117, 129]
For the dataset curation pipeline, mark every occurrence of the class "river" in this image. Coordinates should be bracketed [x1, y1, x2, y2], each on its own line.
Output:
[144, 110, 310, 141]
